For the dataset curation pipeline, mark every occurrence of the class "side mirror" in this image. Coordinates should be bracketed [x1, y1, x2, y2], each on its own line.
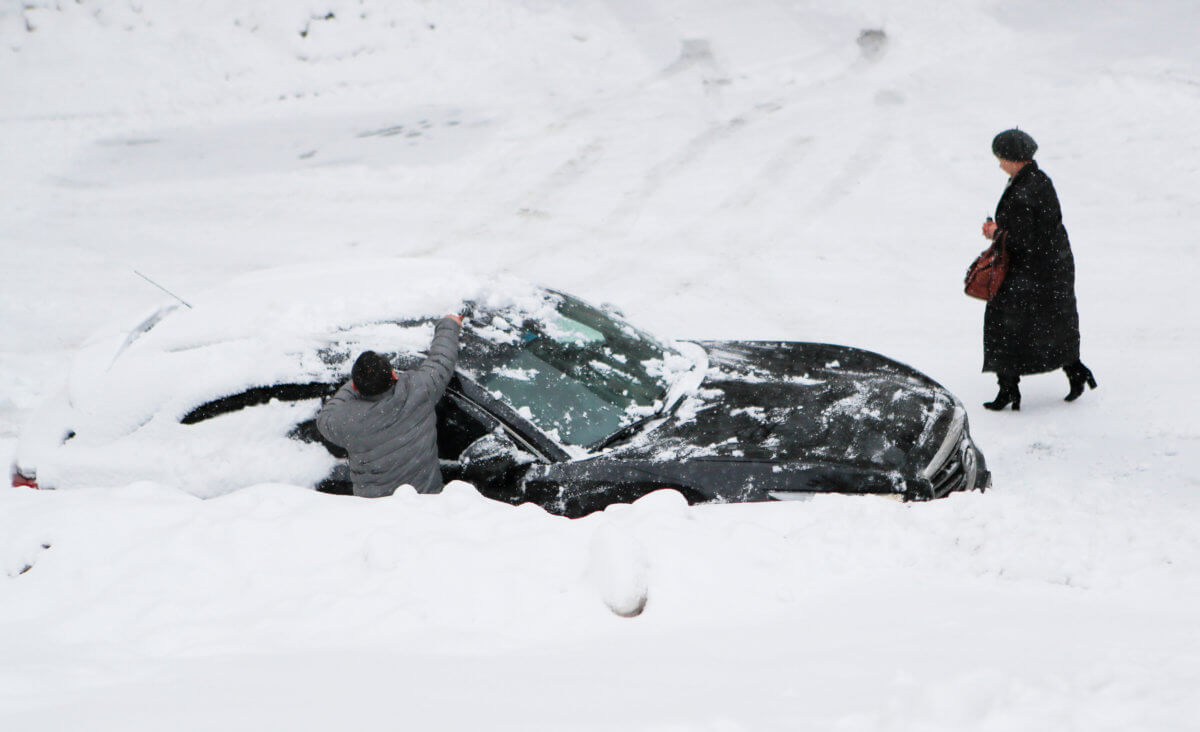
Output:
[457, 428, 535, 499]
[460, 429, 523, 467]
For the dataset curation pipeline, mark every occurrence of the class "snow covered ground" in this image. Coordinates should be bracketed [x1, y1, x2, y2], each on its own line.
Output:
[3, 0, 1199, 728]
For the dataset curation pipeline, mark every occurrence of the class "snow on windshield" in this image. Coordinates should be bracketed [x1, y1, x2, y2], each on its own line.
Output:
[460, 293, 699, 450]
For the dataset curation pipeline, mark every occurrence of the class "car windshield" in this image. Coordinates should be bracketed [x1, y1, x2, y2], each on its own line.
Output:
[459, 294, 676, 448]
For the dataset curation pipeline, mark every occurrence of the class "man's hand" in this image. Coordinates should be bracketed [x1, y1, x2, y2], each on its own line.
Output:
[445, 314, 464, 326]
[982, 218, 998, 240]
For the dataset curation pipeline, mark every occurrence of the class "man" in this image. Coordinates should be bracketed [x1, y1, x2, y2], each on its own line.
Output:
[316, 314, 463, 497]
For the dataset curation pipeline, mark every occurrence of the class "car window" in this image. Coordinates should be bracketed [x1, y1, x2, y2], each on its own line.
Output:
[182, 382, 337, 424]
[459, 294, 672, 448]
[436, 391, 497, 460]
[477, 349, 624, 446]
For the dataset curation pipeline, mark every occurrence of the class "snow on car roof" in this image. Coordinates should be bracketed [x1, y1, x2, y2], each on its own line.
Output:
[67, 258, 545, 438]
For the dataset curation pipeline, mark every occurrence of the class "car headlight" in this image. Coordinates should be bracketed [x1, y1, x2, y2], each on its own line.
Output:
[920, 406, 965, 483]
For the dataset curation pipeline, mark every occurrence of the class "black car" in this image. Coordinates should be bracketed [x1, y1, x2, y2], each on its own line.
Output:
[12, 260, 988, 515]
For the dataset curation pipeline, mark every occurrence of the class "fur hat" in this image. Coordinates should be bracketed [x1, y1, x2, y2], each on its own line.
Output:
[352, 351, 394, 396]
[992, 128, 1038, 161]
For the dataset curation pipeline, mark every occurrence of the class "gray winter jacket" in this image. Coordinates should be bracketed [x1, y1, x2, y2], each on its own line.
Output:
[316, 317, 461, 497]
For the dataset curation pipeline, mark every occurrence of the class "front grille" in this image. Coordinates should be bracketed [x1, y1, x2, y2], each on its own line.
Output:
[929, 434, 973, 498]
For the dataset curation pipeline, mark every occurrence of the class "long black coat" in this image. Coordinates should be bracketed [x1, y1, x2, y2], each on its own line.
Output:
[983, 161, 1081, 375]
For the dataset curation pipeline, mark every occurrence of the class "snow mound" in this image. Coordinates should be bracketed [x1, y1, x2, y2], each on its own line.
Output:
[66, 258, 539, 437]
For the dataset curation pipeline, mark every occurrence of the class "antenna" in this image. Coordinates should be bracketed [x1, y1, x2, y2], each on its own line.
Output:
[134, 269, 194, 309]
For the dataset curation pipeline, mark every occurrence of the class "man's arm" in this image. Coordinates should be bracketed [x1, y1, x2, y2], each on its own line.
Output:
[316, 381, 356, 447]
[406, 315, 462, 402]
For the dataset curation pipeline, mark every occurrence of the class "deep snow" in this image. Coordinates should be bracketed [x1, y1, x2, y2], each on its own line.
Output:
[2, 1, 1199, 729]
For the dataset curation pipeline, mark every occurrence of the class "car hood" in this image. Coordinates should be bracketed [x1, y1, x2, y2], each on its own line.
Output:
[605, 340, 959, 472]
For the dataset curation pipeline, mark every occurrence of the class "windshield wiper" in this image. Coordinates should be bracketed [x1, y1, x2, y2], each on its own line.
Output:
[590, 391, 679, 451]
[590, 414, 660, 452]
[590, 348, 707, 452]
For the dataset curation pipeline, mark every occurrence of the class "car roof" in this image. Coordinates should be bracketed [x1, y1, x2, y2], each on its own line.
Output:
[66, 258, 547, 438]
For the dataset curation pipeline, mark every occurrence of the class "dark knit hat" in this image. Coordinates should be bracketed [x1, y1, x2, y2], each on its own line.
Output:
[992, 128, 1038, 161]
[352, 351, 394, 396]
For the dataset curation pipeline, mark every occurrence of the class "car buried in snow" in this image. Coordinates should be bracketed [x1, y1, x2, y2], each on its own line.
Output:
[11, 259, 988, 516]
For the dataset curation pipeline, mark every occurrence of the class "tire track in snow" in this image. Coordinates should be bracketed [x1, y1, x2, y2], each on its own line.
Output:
[514, 137, 608, 219]
[602, 114, 751, 233]
[713, 131, 815, 213]
[803, 126, 892, 216]
[445, 103, 612, 246]
[448, 22, 883, 264]
[600, 38, 886, 237]
[650, 131, 816, 308]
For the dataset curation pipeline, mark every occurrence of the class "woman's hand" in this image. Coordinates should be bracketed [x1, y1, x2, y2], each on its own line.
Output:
[982, 219, 998, 240]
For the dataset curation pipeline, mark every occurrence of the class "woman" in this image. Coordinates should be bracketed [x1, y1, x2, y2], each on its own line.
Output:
[979, 128, 1096, 411]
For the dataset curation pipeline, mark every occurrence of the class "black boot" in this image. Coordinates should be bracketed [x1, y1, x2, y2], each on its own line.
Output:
[984, 374, 1021, 411]
[1064, 360, 1097, 402]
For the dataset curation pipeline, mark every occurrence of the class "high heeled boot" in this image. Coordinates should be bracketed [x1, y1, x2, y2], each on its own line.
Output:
[1064, 360, 1097, 402]
[984, 374, 1021, 411]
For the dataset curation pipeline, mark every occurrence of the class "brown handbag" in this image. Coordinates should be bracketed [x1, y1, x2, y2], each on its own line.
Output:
[964, 231, 1009, 301]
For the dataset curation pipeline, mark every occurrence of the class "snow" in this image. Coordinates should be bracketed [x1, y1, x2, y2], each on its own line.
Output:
[62, 259, 526, 428]
[2, 0, 1200, 729]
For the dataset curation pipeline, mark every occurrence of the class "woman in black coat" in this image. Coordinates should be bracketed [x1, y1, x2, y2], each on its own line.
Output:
[979, 129, 1096, 410]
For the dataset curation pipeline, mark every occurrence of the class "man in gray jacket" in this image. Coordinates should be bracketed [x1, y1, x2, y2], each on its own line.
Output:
[316, 314, 462, 497]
